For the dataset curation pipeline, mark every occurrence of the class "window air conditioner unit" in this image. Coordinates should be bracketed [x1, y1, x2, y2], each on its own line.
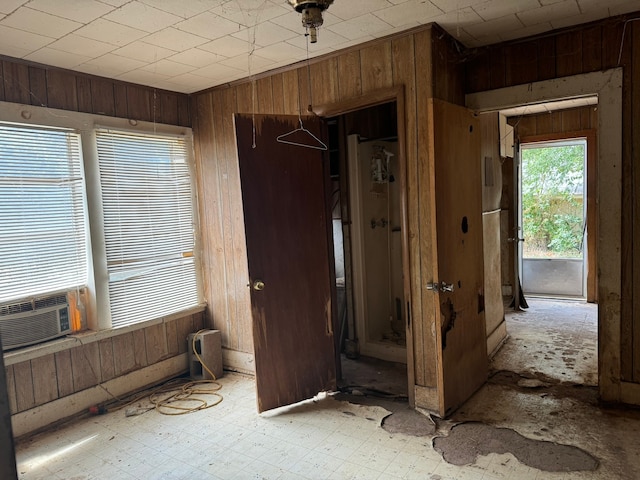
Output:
[0, 294, 71, 351]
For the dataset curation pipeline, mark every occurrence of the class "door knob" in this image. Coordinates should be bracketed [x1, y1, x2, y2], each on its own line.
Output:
[253, 280, 265, 291]
[426, 281, 454, 293]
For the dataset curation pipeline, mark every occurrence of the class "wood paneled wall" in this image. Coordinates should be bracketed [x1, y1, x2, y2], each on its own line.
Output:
[192, 24, 465, 392]
[467, 14, 640, 384]
[0, 57, 190, 127]
[0, 57, 196, 428]
[5, 312, 203, 416]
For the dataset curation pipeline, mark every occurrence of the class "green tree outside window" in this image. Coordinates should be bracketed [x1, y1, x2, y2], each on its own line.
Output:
[521, 143, 585, 259]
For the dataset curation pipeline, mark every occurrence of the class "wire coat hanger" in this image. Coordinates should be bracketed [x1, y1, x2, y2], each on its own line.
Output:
[275, 29, 327, 152]
[276, 118, 328, 151]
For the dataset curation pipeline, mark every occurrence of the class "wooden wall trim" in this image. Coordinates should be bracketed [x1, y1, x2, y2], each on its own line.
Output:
[314, 86, 403, 117]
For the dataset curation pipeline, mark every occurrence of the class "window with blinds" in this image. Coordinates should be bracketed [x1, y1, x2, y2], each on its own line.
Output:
[0, 123, 87, 304]
[96, 129, 199, 328]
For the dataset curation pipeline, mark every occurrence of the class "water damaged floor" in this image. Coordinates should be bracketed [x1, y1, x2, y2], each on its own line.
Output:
[339, 298, 640, 479]
[15, 298, 640, 479]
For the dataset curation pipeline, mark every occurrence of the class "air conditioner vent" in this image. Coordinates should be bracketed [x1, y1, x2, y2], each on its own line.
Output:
[34, 294, 67, 310]
[0, 301, 34, 316]
[0, 294, 71, 351]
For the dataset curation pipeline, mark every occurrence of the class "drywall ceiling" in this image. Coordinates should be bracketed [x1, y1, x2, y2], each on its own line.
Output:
[0, 0, 637, 94]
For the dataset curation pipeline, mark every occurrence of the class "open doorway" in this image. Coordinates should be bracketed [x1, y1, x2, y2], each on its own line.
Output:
[500, 106, 598, 387]
[327, 102, 408, 400]
[520, 138, 587, 299]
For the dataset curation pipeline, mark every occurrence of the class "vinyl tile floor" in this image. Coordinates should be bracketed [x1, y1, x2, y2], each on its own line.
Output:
[14, 298, 640, 480]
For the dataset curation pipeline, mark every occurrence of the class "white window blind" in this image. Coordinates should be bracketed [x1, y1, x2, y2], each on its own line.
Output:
[0, 123, 87, 304]
[96, 129, 199, 328]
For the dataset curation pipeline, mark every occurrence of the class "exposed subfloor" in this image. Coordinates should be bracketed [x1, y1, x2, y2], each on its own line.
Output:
[13, 298, 640, 479]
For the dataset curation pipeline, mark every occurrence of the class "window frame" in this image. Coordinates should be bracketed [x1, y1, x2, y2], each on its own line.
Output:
[0, 101, 203, 334]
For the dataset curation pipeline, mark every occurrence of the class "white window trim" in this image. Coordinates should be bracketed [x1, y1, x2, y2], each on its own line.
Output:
[0, 101, 204, 335]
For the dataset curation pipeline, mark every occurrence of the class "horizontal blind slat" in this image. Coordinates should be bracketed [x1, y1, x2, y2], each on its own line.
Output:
[96, 129, 198, 328]
[0, 122, 87, 304]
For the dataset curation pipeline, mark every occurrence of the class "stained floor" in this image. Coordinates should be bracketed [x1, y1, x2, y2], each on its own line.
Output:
[13, 298, 640, 479]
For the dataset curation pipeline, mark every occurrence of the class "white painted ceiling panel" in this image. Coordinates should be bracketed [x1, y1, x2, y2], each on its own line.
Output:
[0, 0, 636, 94]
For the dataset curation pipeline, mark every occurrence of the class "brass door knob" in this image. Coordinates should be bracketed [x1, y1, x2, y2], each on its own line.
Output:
[253, 280, 265, 291]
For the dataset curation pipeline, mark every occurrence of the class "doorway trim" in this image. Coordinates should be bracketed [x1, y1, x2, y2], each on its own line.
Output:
[466, 68, 623, 402]
[314, 86, 415, 405]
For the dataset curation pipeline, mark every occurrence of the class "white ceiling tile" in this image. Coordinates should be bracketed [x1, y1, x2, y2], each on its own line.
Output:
[161, 72, 215, 92]
[24, 47, 92, 69]
[370, 21, 422, 38]
[74, 19, 148, 46]
[27, 0, 114, 24]
[1, 7, 81, 37]
[430, 7, 484, 29]
[139, 0, 225, 19]
[463, 14, 523, 39]
[168, 48, 226, 67]
[328, 0, 395, 21]
[576, 0, 606, 12]
[190, 62, 244, 80]
[112, 41, 177, 63]
[0, 24, 53, 57]
[253, 42, 306, 62]
[48, 34, 116, 57]
[270, 10, 342, 39]
[175, 11, 242, 40]
[551, 9, 611, 30]
[116, 68, 170, 86]
[499, 21, 554, 42]
[77, 53, 147, 76]
[608, 1, 640, 15]
[517, 1, 581, 27]
[0, 0, 637, 96]
[373, 0, 442, 27]
[219, 52, 275, 72]
[269, 10, 309, 33]
[325, 13, 394, 41]
[141, 58, 196, 76]
[0, 1, 27, 15]
[143, 27, 208, 50]
[212, 1, 290, 27]
[98, 0, 129, 6]
[104, 0, 182, 33]
[328, 37, 374, 51]
[466, 32, 502, 47]
[286, 27, 348, 50]
[429, 0, 480, 13]
[198, 35, 250, 57]
[150, 79, 189, 93]
[231, 21, 298, 48]
[472, 0, 541, 21]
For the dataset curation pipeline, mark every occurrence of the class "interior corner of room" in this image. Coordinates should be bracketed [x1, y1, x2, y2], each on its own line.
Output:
[2, 2, 640, 478]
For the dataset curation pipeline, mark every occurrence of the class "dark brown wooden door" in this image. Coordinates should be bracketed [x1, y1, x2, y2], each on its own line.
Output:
[234, 114, 337, 413]
[429, 99, 488, 417]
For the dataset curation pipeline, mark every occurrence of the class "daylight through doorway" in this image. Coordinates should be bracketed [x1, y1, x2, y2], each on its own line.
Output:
[520, 139, 587, 299]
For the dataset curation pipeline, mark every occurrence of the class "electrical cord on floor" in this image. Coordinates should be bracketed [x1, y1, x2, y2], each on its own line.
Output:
[90, 329, 223, 417]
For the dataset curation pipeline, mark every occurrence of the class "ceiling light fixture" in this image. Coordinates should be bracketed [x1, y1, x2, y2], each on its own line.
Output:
[288, 0, 334, 44]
